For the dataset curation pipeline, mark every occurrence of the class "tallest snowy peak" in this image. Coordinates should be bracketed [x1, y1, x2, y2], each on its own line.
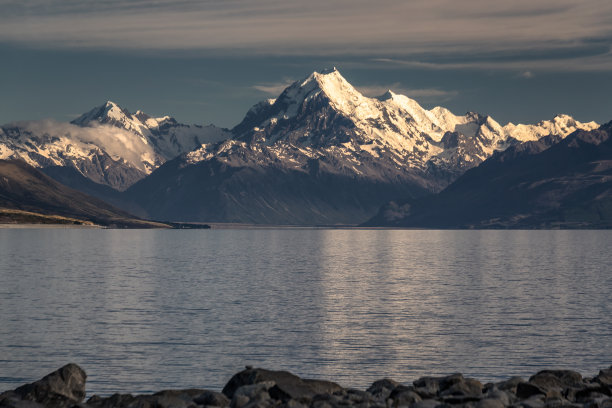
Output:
[303, 67, 351, 90]
[284, 68, 366, 114]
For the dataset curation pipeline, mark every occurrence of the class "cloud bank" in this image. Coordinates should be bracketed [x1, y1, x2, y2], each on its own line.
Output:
[1, 0, 611, 66]
[9, 119, 157, 172]
[356, 84, 458, 103]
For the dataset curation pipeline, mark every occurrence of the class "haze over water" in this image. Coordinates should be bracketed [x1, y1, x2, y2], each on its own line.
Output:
[1, 229, 610, 396]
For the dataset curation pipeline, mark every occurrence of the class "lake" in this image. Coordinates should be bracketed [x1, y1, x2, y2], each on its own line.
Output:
[0, 228, 610, 396]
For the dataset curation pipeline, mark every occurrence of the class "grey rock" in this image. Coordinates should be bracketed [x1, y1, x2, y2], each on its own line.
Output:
[344, 389, 375, 403]
[484, 389, 514, 406]
[309, 389, 378, 408]
[86, 389, 213, 408]
[310, 401, 334, 408]
[409, 399, 447, 408]
[232, 395, 251, 408]
[241, 400, 278, 408]
[595, 368, 612, 387]
[528, 371, 584, 395]
[475, 399, 505, 408]
[233, 382, 275, 400]
[231, 382, 275, 408]
[542, 400, 580, 408]
[439, 379, 483, 397]
[193, 390, 231, 407]
[222, 368, 342, 403]
[280, 400, 308, 408]
[519, 395, 546, 408]
[0, 394, 45, 408]
[85, 393, 135, 408]
[570, 385, 612, 402]
[413, 374, 465, 397]
[516, 383, 546, 400]
[366, 379, 400, 400]
[87, 392, 196, 408]
[389, 387, 422, 406]
[493, 378, 525, 394]
[8, 364, 87, 408]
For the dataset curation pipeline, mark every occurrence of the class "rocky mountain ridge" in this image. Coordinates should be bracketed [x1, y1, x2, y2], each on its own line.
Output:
[364, 121, 612, 228]
[227, 68, 596, 181]
[0, 102, 229, 190]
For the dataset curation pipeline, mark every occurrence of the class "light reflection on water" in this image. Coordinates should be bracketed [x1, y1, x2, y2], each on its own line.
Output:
[0, 229, 610, 396]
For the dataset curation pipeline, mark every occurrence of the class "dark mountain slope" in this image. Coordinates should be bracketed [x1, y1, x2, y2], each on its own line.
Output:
[0, 159, 169, 227]
[124, 152, 427, 225]
[364, 123, 612, 228]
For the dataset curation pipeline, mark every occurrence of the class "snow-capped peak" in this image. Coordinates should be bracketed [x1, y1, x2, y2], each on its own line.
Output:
[272, 68, 365, 115]
[70, 101, 229, 161]
[377, 90, 396, 101]
[305, 68, 364, 108]
[71, 100, 130, 127]
[228, 68, 600, 181]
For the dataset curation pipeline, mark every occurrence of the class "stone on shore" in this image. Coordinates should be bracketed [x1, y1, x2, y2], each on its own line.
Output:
[222, 367, 342, 403]
[2, 364, 612, 408]
[0, 364, 86, 408]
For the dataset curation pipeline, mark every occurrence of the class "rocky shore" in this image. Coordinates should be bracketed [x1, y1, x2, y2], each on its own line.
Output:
[1, 364, 611, 408]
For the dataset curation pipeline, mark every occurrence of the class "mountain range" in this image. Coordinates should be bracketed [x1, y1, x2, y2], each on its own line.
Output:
[0, 68, 606, 226]
[364, 121, 612, 228]
[0, 102, 229, 191]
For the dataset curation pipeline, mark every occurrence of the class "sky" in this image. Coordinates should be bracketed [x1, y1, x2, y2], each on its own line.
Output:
[1, 0, 612, 128]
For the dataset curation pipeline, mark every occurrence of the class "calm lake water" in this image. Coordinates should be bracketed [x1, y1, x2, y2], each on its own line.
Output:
[0, 229, 610, 396]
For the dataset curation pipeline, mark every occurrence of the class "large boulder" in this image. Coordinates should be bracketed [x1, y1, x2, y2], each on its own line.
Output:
[0, 364, 86, 408]
[595, 367, 612, 387]
[86, 389, 229, 408]
[366, 378, 400, 400]
[529, 371, 584, 392]
[222, 368, 342, 403]
[516, 382, 546, 400]
[413, 374, 482, 399]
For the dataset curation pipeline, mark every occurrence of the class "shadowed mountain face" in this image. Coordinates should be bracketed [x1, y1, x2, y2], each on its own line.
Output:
[0, 159, 167, 227]
[364, 122, 612, 229]
[124, 154, 428, 225]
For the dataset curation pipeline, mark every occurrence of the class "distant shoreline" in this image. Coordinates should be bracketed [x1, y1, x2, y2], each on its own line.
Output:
[0, 223, 102, 229]
[2, 222, 612, 230]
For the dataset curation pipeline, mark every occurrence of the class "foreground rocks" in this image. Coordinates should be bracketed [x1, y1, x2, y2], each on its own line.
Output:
[1, 365, 611, 408]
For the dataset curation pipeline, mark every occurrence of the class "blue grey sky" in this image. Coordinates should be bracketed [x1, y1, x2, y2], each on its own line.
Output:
[1, 0, 611, 128]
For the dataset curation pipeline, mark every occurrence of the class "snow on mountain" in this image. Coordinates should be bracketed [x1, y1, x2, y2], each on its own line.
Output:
[73, 101, 230, 160]
[0, 102, 230, 191]
[504, 114, 598, 142]
[219, 68, 598, 183]
[0, 119, 157, 190]
[0, 70, 599, 221]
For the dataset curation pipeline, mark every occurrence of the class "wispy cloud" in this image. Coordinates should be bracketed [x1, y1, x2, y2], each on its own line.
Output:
[356, 84, 458, 103]
[250, 77, 458, 104]
[1, 0, 611, 72]
[11, 119, 155, 172]
[252, 79, 296, 96]
[371, 47, 612, 72]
